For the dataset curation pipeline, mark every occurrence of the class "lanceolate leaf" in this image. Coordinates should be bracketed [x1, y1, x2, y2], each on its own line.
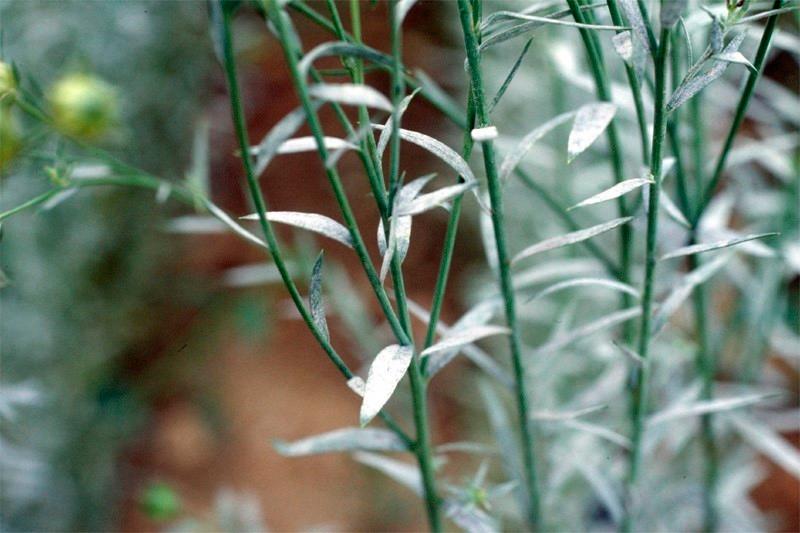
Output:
[526, 277, 639, 304]
[354, 452, 423, 495]
[299, 41, 394, 77]
[277, 136, 357, 154]
[275, 427, 408, 457]
[360, 345, 414, 426]
[729, 413, 800, 478]
[483, 11, 627, 32]
[661, 0, 688, 28]
[395, 182, 477, 216]
[489, 38, 533, 113]
[660, 232, 778, 260]
[372, 125, 477, 182]
[618, 0, 652, 56]
[308, 83, 393, 111]
[421, 325, 510, 357]
[251, 106, 314, 176]
[660, 191, 691, 228]
[309, 252, 329, 342]
[569, 178, 653, 209]
[531, 404, 606, 421]
[241, 211, 353, 247]
[444, 500, 498, 533]
[512, 217, 633, 265]
[568, 103, 618, 163]
[534, 307, 641, 355]
[714, 51, 757, 74]
[648, 392, 777, 426]
[377, 89, 421, 159]
[562, 419, 632, 449]
[499, 111, 575, 181]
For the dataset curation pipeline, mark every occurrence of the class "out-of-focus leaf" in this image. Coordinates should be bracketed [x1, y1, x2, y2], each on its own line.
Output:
[360, 344, 414, 426]
[250, 104, 320, 176]
[512, 217, 633, 265]
[444, 500, 498, 533]
[618, 0, 652, 56]
[648, 392, 778, 426]
[612, 341, 644, 366]
[353, 451, 423, 495]
[660, 190, 691, 228]
[395, 182, 477, 216]
[241, 211, 353, 247]
[534, 307, 641, 355]
[729, 413, 800, 478]
[395, 0, 418, 27]
[661, 0, 688, 28]
[499, 111, 574, 181]
[567, 103, 617, 163]
[569, 178, 652, 209]
[531, 404, 606, 421]
[421, 325, 510, 357]
[275, 427, 408, 456]
[471, 126, 499, 142]
[562, 419, 632, 449]
[309, 252, 329, 342]
[276, 136, 357, 154]
[660, 232, 777, 260]
[308, 83, 392, 111]
[526, 277, 639, 303]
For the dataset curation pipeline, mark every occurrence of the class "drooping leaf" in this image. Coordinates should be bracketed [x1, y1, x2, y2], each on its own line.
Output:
[660, 232, 777, 260]
[562, 419, 632, 449]
[308, 83, 393, 111]
[353, 451, 423, 495]
[567, 103, 617, 163]
[512, 217, 633, 265]
[421, 325, 510, 357]
[534, 307, 641, 355]
[569, 178, 652, 210]
[526, 277, 639, 304]
[648, 392, 778, 426]
[395, 182, 477, 216]
[203, 201, 268, 249]
[729, 413, 800, 478]
[651, 253, 731, 335]
[531, 403, 606, 421]
[483, 10, 627, 33]
[241, 211, 353, 247]
[372, 125, 476, 182]
[309, 252, 329, 342]
[275, 427, 408, 457]
[499, 111, 575, 181]
[360, 344, 414, 426]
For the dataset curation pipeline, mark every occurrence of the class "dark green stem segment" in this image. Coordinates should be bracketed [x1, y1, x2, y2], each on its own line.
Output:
[623, 26, 672, 533]
[457, 0, 541, 527]
[693, 0, 783, 224]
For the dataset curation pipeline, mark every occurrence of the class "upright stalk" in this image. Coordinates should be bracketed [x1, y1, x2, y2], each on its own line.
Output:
[624, 25, 672, 533]
[457, 0, 541, 527]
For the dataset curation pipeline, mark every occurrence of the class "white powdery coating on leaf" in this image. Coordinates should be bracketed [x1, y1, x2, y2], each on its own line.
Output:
[648, 393, 777, 426]
[499, 111, 574, 181]
[660, 232, 777, 260]
[359, 345, 414, 426]
[512, 216, 633, 265]
[241, 211, 353, 248]
[567, 103, 617, 162]
[275, 427, 408, 456]
[570, 177, 653, 209]
[421, 325, 511, 357]
[612, 31, 634, 62]
[309, 253, 329, 342]
[277, 136, 357, 154]
[308, 83, 392, 111]
[471, 126, 499, 141]
[353, 451, 423, 495]
[396, 182, 476, 216]
[347, 376, 366, 397]
[527, 277, 639, 303]
[729, 413, 800, 478]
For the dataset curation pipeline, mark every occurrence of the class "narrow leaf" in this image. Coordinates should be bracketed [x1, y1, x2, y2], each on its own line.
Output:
[354, 451, 423, 495]
[729, 413, 800, 478]
[568, 103, 617, 163]
[499, 111, 574, 181]
[534, 307, 641, 355]
[444, 500, 498, 533]
[484, 11, 627, 32]
[512, 217, 633, 265]
[373, 125, 476, 182]
[618, 0, 652, 56]
[251, 106, 314, 176]
[648, 393, 777, 426]
[660, 232, 778, 261]
[532, 404, 606, 421]
[275, 427, 408, 456]
[526, 277, 639, 304]
[489, 38, 533, 113]
[660, 191, 691, 228]
[308, 83, 392, 111]
[299, 41, 393, 78]
[714, 51, 757, 74]
[276, 136, 357, 154]
[309, 252, 329, 342]
[360, 345, 414, 426]
[241, 211, 353, 248]
[612, 341, 644, 366]
[421, 325, 510, 357]
[569, 178, 652, 209]
[661, 0, 688, 28]
[377, 89, 420, 159]
[395, 182, 477, 216]
[203, 201, 267, 249]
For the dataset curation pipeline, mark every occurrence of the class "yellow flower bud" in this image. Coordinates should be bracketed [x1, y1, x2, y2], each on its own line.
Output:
[49, 73, 118, 140]
[0, 62, 16, 102]
[0, 107, 21, 170]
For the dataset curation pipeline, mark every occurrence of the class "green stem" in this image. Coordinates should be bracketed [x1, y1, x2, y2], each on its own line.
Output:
[623, 26, 671, 533]
[692, 0, 783, 224]
[457, 0, 541, 527]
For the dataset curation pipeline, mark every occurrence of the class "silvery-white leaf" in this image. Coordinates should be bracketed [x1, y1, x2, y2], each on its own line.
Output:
[299, 41, 394, 77]
[512, 217, 633, 265]
[482, 10, 627, 32]
[612, 31, 634, 62]
[714, 51, 757, 74]
[360, 344, 414, 426]
[436, 442, 497, 455]
[156, 182, 171, 204]
[452, 299, 503, 332]
[309, 252, 329, 342]
[203, 201, 269, 249]
[347, 376, 366, 397]
[471, 126, 499, 141]
[421, 325, 510, 357]
[275, 427, 408, 457]
[480, 194, 499, 275]
[373, 125, 476, 182]
[354, 452, 423, 495]
[223, 262, 284, 287]
[710, 16, 724, 53]
[729, 413, 800, 478]
[277, 136, 357, 154]
[667, 32, 746, 112]
[569, 178, 653, 209]
[186, 118, 210, 198]
[567, 103, 617, 163]
[396, 182, 476, 216]
[531, 404, 606, 421]
[661, 0, 688, 28]
[535, 307, 641, 355]
[561, 419, 632, 449]
[618, 0, 652, 56]
[308, 83, 392, 111]
[251, 106, 313, 176]
[612, 341, 644, 366]
[526, 277, 639, 303]
[499, 111, 574, 181]
[660, 232, 777, 260]
[71, 163, 110, 179]
[241, 211, 353, 248]
[444, 500, 498, 533]
[42, 189, 78, 210]
[648, 392, 777, 426]
[576, 463, 623, 525]
[651, 253, 731, 335]
[660, 191, 691, 228]
[398, 173, 438, 204]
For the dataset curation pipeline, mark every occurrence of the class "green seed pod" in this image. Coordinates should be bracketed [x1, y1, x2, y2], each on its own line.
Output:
[0, 62, 16, 102]
[0, 107, 21, 170]
[48, 73, 118, 140]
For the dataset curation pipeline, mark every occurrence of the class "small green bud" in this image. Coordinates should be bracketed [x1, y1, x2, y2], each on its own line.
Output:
[0, 62, 16, 102]
[139, 481, 181, 522]
[0, 107, 21, 170]
[48, 73, 118, 140]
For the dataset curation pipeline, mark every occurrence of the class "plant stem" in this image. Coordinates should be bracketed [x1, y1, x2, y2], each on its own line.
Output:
[623, 25, 671, 533]
[692, 0, 783, 224]
[457, 0, 541, 527]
